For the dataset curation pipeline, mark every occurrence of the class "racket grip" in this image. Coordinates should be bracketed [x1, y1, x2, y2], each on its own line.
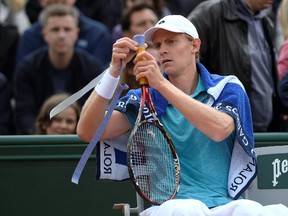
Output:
[133, 34, 148, 85]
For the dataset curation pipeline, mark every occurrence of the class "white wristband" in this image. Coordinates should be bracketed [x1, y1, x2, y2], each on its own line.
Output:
[95, 71, 119, 100]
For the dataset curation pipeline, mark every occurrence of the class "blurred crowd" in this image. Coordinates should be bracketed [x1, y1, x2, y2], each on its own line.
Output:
[0, 0, 288, 135]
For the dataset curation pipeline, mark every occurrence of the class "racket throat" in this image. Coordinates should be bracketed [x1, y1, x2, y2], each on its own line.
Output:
[140, 85, 148, 108]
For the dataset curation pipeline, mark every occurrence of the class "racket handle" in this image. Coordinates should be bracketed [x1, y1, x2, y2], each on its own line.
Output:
[133, 34, 148, 85]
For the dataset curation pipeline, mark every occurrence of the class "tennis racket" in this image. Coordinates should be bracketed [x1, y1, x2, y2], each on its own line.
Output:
[127, 34, 180, 205]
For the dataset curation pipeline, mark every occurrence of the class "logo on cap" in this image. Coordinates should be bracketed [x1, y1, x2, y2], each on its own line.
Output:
[158, 20, 165, 25]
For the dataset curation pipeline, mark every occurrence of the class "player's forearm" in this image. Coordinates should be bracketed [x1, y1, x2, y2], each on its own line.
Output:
[77, 91, 109, 142]
[77, 65, 121, 141]
[157, 82, 235, 141]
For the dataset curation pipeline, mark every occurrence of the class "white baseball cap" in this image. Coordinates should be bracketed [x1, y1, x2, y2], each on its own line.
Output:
[144, 15, 199, 41]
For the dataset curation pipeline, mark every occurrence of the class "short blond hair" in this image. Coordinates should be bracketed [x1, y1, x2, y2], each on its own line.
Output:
[39, 3, 79, 27]
[185, 34, 200, 62]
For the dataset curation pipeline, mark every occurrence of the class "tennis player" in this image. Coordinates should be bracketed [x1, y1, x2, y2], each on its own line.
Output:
[77, 15, 288, 215]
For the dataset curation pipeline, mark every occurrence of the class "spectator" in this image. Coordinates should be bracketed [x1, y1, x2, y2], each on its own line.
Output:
[13, 3, 103, 135]
[35, 93, 80, 135]
[188, 0, 281, 132]
[112, 2, 158, 44]
[122, 3, 158, 39]
[18, 0, 112, 68]
[277, 0, 288, 131]
[277, 0, 288, 80]
[0, 72, 15, 135]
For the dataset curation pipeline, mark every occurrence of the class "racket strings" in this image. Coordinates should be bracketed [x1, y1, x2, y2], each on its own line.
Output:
[129, 122, 178, 203]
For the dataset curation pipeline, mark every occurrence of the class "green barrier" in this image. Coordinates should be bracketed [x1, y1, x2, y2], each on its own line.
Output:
[0, 135, 137, 216]
[254, 133, 288, 147]
[0, 133, 288, 216]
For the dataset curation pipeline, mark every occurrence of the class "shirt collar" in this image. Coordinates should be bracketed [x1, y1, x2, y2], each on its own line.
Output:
[191, 74, 205, 98]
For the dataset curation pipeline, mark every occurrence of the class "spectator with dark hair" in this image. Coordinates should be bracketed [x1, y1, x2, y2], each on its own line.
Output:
[112, 2, 158, 43]
[0, 72, 14, 135]
[18, 0, 112, 68]
[14, 3, 103, 134]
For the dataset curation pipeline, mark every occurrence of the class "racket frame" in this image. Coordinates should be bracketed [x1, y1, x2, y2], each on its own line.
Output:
[127, 84, 181, 205]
